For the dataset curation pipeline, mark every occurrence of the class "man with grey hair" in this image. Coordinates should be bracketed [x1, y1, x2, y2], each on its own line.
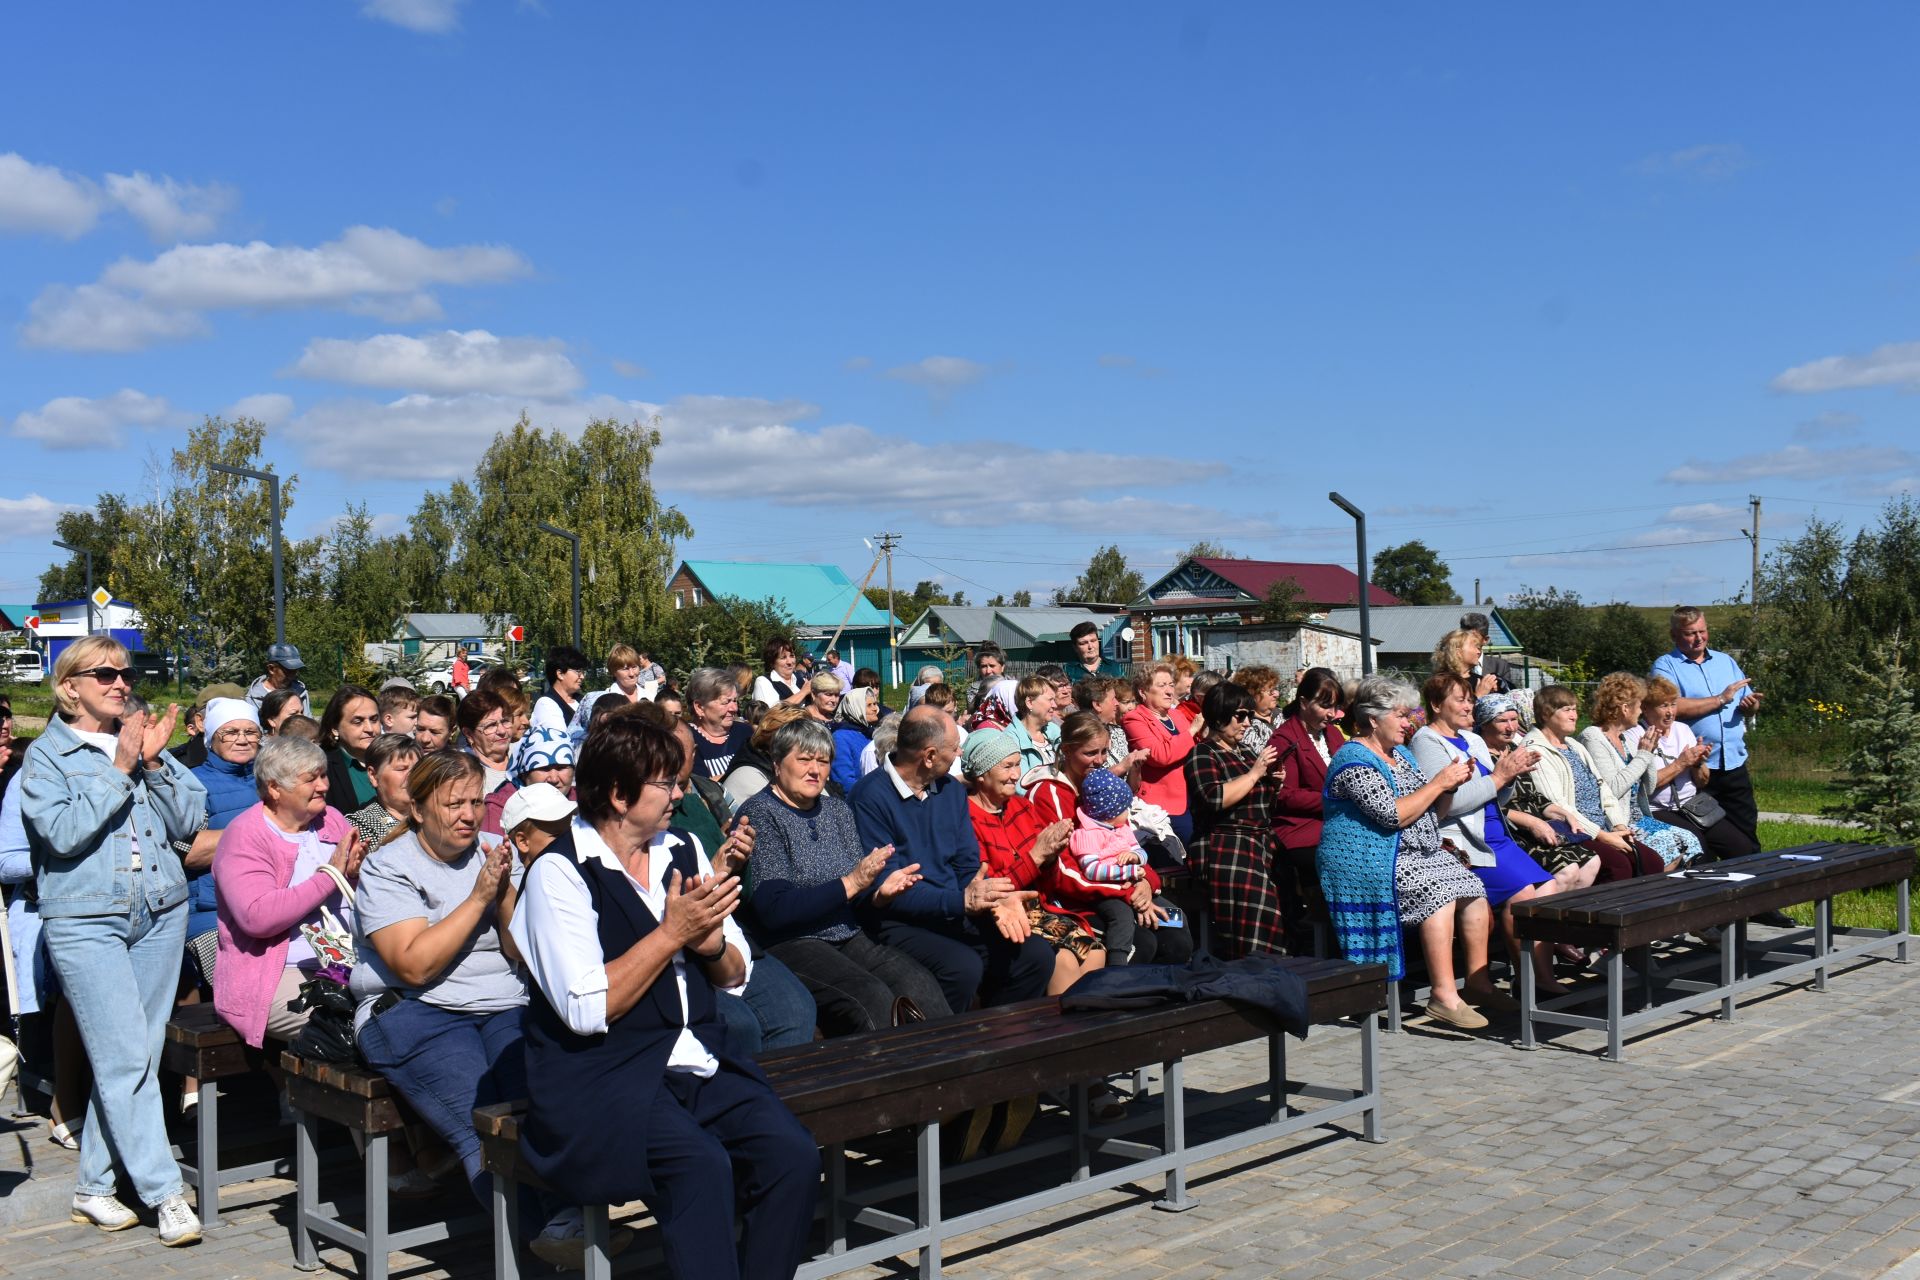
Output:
[1651, 605, 1762, 853]
[1459, 612, 1516, 694]
[849, 707, 1051, 1013]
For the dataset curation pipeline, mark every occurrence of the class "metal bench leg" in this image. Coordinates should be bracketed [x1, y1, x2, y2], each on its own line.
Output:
[1517, 950, 1537, 1051]
[1734, 920, 1750, 980]
[196, 1079, 221, 1228]
[1899, 879, 1912, 964]
[825, 1143, 846, 1255]
[917, 1120, 942, 1280]
[1070, 1083, 1090, 1182]
[364, 1132, 390, 1280]
[1384, 978, 1402, 1033]
[292, 1112, 322, 1271]
[1814, 898, 1832, 991]
[1605, 950, 1624, 1063]
[492, 1172, 521, 1280]
[584, 1205, 611, 1280]
[1267, 1034, 1287, 1124]
[1720, 926, 1738, 1022]
[1360, 1013, 1385, 1143]
[1154, 1058, 1193, 1212]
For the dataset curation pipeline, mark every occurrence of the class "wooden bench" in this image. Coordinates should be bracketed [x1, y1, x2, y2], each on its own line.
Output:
[162, 1004, 286, 1227]
[1510, 841, 1914, 1061]
[281, 1053, 481, 1280]
[475, 955, 1387, 1280]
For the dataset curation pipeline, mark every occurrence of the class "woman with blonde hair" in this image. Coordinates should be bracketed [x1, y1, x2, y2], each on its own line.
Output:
[1522, 685, 1664, 882]
[1576, 673, 1704, 869]
[1432, 629, 1499, 699]
[1229, 665, 1283, 755]
[21, 637, 208, 1244]
[1626, 676, 1757, 860]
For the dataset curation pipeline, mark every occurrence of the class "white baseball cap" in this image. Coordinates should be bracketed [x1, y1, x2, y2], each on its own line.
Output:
[500, 782, 576, 835]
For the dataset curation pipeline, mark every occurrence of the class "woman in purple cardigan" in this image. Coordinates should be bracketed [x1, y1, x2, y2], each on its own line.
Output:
[212, 735, 362, 1050]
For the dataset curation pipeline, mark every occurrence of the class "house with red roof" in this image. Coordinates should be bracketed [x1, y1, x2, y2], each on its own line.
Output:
[1126, 556, 1401, 662]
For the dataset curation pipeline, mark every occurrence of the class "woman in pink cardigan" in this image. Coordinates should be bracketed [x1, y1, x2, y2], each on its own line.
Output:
[1120, 662, 1199, 845]
[212, 736, 363, 1050]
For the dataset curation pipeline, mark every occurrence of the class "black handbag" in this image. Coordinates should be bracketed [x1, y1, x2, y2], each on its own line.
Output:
[1679, 791, 1727, 829]
[287, 974, 359, 1065]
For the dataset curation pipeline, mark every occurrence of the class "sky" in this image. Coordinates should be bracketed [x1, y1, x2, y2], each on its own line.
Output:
[4, 3, 1918, 614]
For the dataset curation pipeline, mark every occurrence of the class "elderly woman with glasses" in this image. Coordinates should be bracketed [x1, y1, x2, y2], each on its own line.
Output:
[511, 714, 820, 1280]
[20, 637, 208, 1245]
[456, 688, 516, 794]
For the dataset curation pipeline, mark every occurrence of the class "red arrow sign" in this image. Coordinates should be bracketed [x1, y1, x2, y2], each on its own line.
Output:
[23, 615, 40, 632]
[506, 625, 525, 643]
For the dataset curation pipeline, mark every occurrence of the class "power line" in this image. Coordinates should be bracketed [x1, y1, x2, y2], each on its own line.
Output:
[1447, 536, 1746, 563]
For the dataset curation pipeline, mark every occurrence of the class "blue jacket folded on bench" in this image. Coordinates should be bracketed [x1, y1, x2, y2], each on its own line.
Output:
[1057, 955, 1310, 1037]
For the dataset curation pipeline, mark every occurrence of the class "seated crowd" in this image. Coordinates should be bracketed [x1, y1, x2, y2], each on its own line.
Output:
[0, 604, 1780, 1273]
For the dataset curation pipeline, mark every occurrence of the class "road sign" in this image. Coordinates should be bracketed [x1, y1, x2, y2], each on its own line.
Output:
[506, 625, 525, 643]
[90, 586, 111, 609]
[23, 615, 39, 632]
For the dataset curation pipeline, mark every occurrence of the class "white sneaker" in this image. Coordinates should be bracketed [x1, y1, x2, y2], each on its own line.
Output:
[71, 1193, 138, 1232]
[155, 1195, 202, 1247]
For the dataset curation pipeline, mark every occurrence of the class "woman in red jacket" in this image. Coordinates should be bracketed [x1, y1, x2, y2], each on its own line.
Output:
[1119, 663, 1198, 844]
[1271, 667, 1348, 945]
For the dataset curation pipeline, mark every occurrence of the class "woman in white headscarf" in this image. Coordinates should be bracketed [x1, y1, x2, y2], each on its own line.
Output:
[830, 687, 880, 793]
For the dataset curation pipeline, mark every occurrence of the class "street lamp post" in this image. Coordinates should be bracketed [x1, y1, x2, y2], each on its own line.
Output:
[208, 463, 285, 645]
[1328, 491, 1374, 675]
[536, 522, 582, 650]
[53, 539, 95, 634]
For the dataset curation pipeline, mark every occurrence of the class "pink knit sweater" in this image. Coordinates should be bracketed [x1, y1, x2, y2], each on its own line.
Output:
[211, 802, 352, 1048]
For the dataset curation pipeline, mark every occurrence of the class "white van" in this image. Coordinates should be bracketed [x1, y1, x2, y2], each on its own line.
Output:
[5, 649, 45, 684]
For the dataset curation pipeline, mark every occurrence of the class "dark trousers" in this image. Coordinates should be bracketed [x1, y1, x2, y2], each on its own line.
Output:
[714, 952, 818, 1058]
[770, 932, 951, 1034]
[648, 1067, 821, 1280]
[1654, 806, 1760, 861]
[876, 918, 1052, 1013]
[357, 1001, 525, 1205]
[1703, 763, 1761, 851]
[1089, 896, 1196, 965]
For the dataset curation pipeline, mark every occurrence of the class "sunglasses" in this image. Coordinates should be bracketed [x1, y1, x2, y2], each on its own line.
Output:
[78, 667, 135, 686]
[1229, 709, 1253, 722]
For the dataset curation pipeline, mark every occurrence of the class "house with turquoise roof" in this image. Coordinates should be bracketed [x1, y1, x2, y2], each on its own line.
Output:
[668, 560, 901, 677]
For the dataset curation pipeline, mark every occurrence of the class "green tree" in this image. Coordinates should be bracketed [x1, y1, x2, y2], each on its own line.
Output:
[1583, 601, 1665, 678]
[1011, 589, 1031, 608]
[38, 495, 138, 603]
[645, 595, 795, 684]
[1060, 545, 1144, 605]
[1258, 576, 1308, 624]
[1833, 639, 1920, 840]
[113, 416, 294, 681]
[1371, 540, 1460, 605]
[1502, 585, 1587, 665]
[1181, 540, 1233, 562]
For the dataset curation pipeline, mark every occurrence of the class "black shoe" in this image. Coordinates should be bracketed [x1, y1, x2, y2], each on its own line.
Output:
[1749, 909, 1797, 928]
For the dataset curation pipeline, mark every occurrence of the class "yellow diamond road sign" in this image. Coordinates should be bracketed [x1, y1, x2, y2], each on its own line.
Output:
[90, 586, 111, 609]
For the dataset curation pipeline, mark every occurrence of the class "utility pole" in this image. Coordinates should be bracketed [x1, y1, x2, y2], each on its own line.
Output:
[1474, 578, 1481, 607]
[1746, 495, 1761, 626]
[876, 532, 901, 684]
[208, 464, 285, 645]
[536, 522, 582, 650]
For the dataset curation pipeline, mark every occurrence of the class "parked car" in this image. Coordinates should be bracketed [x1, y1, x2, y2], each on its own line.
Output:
[419, 653, 515, 695]
[4, 649, 45, 684]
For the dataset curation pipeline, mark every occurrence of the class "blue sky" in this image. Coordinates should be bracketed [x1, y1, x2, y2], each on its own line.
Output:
[5, 2, 1917, 612]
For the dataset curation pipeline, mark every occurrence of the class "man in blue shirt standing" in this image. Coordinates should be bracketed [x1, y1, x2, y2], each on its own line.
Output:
[1650, 605, 1765, 854]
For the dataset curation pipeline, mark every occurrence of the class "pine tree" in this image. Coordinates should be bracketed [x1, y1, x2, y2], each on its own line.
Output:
[1834, 638, 1920, 840]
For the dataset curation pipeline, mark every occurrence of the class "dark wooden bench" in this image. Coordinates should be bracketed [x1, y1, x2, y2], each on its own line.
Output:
[1511, 841, 1914, 1060]
[281, 1053, 481, 1280]
[475, 955, 1387, 1280]
[162, 1004, 285, 1227]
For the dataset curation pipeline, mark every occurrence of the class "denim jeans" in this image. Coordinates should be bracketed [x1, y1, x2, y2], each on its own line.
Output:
[356, 1000, 527, 1205]
[42, 895, 187, 1206]
[715, 952, 817, 1058]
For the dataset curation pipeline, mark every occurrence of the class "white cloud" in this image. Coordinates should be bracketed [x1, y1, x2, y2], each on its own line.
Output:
[102, 171, 236, 242]
[21, 283, 209, 351]
[1661, 502, 1744, 525]
[884, 355, 989, 390]
[1795, 410, 1863, 440]
[10, 389, 189, 450]
[228, 393, 295, 427]
[1637, 143, 1750, 181]
[928, 496, 1285, 539]
[361, 0, 466, 33]
[1663, 444, 1920, 485]
[0, 493, 81, 540]
[0, 153, 101, 237]
[1772, 341, 1920, 394]
[25, 226, 530, 352]
[611, 358, 649, 379]
[288, 329, 582, 397]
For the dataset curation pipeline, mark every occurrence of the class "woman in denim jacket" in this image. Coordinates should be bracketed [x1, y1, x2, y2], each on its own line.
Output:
[20, 637, 208, 1247]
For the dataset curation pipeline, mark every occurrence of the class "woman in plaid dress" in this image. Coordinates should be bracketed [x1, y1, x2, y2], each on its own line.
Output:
[1183, 683, 1289, 959]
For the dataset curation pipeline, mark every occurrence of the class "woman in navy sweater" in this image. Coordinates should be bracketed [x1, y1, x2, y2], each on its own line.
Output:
[738, 717, 947, 1033]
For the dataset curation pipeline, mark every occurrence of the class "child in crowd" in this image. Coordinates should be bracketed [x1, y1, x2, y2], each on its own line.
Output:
[500, 783, 576, 870]
[1071, 769, 1194, 967]
[278, 714, 322, 743]
[378, 687, 420, 737]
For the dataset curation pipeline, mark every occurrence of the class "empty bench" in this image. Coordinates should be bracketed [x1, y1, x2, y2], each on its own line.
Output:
[163, 1003, 286, 1227]
[1511, 841, 1913, 1061]
[477, 954, 1387, 1280]
[281, 1053, 482, 1280]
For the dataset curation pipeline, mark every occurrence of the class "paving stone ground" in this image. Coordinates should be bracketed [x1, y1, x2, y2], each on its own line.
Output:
[6, 943, 1920, 1279]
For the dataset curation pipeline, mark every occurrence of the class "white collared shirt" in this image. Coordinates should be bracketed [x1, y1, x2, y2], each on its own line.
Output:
[509, 818, 752, 1077]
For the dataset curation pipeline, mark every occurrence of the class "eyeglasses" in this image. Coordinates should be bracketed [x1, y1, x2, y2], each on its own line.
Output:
[78, 667, 135, 686]
[216, 727, 262, 742]
[1229, 709, 1253, 722]
[643, 778, 685, 796]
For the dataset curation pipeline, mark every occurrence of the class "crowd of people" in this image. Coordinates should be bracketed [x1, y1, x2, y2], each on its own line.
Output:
[0, 603, 1782, 1275]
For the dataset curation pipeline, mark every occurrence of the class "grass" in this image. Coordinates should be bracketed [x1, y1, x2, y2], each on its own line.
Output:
[1747, 735, 1847, 817]
[1761, 818, 1914, 933]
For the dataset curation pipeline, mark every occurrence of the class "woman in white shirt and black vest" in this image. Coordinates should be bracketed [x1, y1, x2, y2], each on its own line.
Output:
[510, 714, 820, 1280]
